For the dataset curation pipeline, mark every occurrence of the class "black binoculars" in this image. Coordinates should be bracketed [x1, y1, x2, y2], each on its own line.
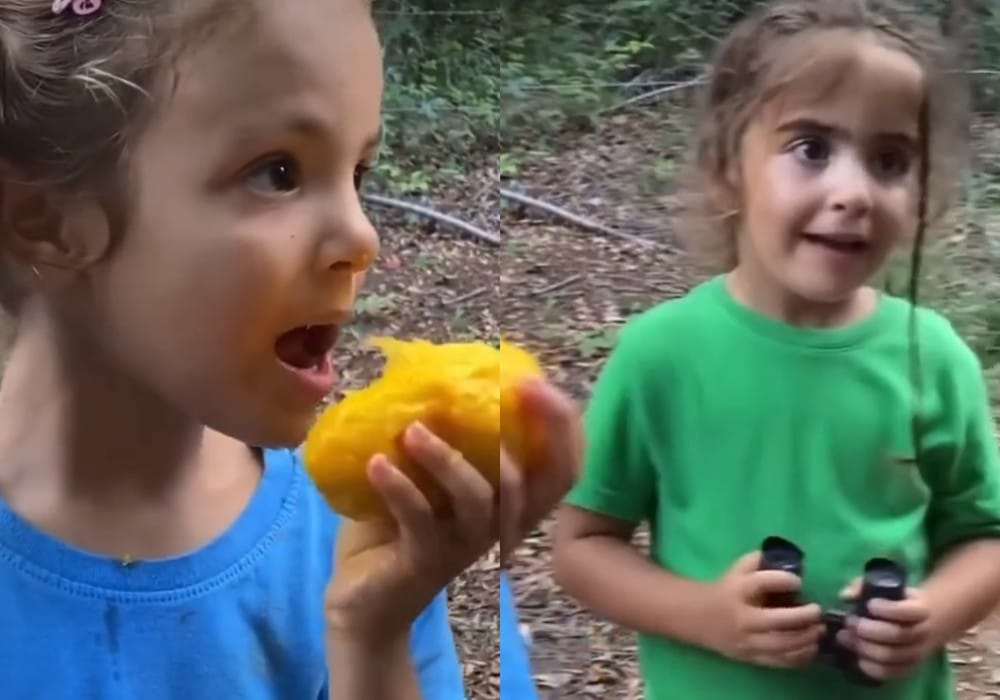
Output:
[757, 535, 907, 686]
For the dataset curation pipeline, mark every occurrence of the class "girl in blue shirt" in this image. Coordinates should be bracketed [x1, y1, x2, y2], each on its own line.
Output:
[0, 1, 578, 698]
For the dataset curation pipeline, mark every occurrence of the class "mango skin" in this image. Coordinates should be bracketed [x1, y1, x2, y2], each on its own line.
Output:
[303, 337, 546, 521]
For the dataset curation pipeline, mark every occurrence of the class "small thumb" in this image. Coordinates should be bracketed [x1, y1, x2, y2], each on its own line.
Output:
[840, 576, 862, 601]
[519, 379, 584, 467]
[732, 550, 763, 574]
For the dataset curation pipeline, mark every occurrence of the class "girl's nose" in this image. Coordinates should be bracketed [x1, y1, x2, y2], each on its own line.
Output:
[828, 159, 874, 220]
[318, 192, 380, 276]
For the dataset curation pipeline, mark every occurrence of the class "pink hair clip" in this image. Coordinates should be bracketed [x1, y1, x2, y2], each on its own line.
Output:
[52, 0, 102, 16]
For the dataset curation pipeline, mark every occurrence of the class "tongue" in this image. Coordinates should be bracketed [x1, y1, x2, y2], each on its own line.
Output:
[275, 326, 333, 369]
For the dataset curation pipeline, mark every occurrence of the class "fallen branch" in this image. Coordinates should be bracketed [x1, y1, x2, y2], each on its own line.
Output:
[363, 193, 501, 246]
[445, 287, 489, 306]
[501, 187, 657, 248]
[535, 274, 582, 296]
[599, 75, 706, 115]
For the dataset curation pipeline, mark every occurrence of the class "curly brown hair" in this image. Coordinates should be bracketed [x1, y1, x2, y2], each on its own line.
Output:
[0, 0, 266, 312]
[0, 1, 262, 194]
[680, 0, 968, 274]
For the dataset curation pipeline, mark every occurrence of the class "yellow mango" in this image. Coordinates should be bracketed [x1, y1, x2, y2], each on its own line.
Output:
[303, 337, 546, 520]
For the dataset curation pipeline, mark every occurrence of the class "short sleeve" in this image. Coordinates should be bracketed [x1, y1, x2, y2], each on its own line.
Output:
[564, 324, 658, 524]
[925, 342, 1000, 557]
[408, 589, 467, 699]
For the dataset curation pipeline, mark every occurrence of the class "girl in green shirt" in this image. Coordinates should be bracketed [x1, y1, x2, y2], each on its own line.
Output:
[553, 1, 1000, 698]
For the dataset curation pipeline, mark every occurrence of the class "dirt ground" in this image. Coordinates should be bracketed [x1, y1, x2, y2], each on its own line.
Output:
[340, 112, 1000, 698]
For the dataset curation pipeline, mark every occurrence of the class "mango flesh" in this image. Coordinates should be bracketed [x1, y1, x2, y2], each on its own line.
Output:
[303, 337, 546, 521]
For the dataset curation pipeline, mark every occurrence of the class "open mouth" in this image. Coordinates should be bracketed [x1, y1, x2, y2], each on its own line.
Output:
[801, 233, 869, 254]
[274, 324, 338, 371]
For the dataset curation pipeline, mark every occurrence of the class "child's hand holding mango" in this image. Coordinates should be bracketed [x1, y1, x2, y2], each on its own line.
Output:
[303, 336, 565, 522]
[316, 336, 581, 646]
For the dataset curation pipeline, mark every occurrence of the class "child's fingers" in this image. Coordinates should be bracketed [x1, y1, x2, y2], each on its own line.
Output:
[368, 455, 435, 543]
[836, 627, 856, 653]
[852, 617, 906, 645]
[839, 577, 862, 601]
[838, 627, 924, 680]
[745, 627, 821, 669]
[855, 639, 924, 681]
[853, 635, 924, 667]
[865, 595, 929, 624]
[743, 569, 802, 602]
[520, 379, 584, 474]
[730, 551, 763, 574]
[402, 422, 494, 541]
[502, 380, 579, 547]
[772, 641, 820, 668]
[851, 615, 924, 646]
[498, 447, 525, 564]
[749, 624, 824, 654]
[856, 658, 910, 681]
[746, 602, 823, 633]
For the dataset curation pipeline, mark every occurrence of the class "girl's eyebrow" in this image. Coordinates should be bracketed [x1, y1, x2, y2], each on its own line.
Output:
[776, 117, 835, 135]
[777, 117, 917, 149]
[224, 109, 382, 158]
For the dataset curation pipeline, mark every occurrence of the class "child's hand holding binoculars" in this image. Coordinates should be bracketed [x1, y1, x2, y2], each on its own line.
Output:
[835, 578, 935, 682]
[702, 551, 825, 669]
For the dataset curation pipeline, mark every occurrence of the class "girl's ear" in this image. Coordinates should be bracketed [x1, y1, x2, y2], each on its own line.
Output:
[706, 155, 743, 222]
[0, 179, 112, 275]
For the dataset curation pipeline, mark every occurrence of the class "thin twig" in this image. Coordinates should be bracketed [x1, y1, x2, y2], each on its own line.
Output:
[445, 287, 489, 306]
[500, 187, 657, 248]
[599, 76, 706, 115]
[535, 274, 582, 296]
[363, 193, 501, 246]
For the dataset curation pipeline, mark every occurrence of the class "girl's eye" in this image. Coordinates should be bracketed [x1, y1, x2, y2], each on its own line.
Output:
[791, 136, 831, 164]
[353, 164, 371, 191]
[872, 148, 911, 178]
[244, 156, 302, 195]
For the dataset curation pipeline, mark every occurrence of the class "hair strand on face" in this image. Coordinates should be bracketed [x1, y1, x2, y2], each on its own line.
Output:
[906, 95, 932, 467]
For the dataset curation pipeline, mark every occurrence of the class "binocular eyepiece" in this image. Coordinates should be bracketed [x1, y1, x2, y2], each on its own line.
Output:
[759, 536, 804, 576]
[758, 536, 804, 608]
[757, 536, 907, 686]
[856, 557, 907, 614]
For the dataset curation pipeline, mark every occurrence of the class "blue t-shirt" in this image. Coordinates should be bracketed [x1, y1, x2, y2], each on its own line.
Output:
[0, 448, 466, 699]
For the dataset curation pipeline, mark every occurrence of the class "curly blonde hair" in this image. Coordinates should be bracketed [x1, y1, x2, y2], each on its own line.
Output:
[680, 0, 968, 273]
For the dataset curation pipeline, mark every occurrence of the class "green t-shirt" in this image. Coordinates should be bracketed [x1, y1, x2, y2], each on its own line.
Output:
[566, 275, 1000, 699]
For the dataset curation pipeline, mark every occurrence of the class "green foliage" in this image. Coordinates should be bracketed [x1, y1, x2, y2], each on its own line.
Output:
[502, 0, 753, 144]
[501, 0, 1000, 144]
[375, 2, 500, 192]
[373, 1, 1000, 185]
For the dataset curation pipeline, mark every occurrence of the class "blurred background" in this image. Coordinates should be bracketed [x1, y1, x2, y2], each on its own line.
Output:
[352, 1, 1000, 698]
